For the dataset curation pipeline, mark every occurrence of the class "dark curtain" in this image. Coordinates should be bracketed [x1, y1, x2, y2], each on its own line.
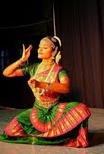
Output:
[0, 0, 54, 108]
[55, 0, 104, 108]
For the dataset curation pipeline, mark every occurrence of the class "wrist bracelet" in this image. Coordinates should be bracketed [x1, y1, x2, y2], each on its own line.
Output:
[18, 59, 25, 67]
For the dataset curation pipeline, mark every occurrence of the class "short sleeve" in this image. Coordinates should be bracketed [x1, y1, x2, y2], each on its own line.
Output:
[58, 69, 69, 80]
[21, 63, 39, 77]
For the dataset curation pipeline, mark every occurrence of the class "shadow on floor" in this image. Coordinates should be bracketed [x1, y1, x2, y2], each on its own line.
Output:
[89, 131, 104, 147]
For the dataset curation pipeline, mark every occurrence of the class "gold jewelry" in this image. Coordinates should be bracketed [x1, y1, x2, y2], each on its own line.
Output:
[31, 62, 55, 99]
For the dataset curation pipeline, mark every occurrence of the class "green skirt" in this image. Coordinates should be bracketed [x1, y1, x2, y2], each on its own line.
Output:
[0, 101, 91, 147]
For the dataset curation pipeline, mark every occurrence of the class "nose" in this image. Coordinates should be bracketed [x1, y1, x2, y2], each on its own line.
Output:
[38, 48, 43, 53]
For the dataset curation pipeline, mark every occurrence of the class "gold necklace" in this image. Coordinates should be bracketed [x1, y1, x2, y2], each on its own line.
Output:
[31, 62, 55, 98]
[35, 60, 55, 75]
[29, 58, 55, 100]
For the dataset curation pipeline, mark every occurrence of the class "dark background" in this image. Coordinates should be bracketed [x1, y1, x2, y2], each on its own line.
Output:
[0, 0, 104, 108]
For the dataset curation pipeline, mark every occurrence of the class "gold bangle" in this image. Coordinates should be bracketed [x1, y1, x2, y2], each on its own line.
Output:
[19, 59, 25, 66]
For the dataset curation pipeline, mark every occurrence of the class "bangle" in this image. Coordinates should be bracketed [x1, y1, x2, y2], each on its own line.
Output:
[19, 59, 24, 64]
[18, 59, 25, 67]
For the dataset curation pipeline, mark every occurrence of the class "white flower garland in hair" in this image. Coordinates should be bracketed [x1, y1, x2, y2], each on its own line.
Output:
[53, 36, 62, 64]
[53, 36, 62, 47]
[55, 51, 61, 64]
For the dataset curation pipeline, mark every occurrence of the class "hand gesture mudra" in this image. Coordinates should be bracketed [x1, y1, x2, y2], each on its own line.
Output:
[28, 77, 40, 89]
[21, 44, 33, 62]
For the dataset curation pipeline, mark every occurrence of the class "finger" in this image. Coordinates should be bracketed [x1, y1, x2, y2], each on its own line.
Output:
[26, 45, 33, 51]
[22, 44, 25, 51]
[30, 79, 36, 84]
[29, 44, 33, 49]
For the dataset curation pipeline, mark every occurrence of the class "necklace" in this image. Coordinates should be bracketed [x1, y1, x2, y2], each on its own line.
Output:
[31, 61, 55, 98]
[34, 60, 55, 79]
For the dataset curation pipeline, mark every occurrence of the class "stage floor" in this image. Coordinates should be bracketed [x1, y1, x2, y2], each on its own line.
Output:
[0, 107, 104, 154]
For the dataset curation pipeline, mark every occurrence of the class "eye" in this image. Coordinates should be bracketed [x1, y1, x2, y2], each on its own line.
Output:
[44, 47, 48, 49]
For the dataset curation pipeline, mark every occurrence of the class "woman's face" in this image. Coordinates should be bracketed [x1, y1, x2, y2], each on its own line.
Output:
[37, 39, 54, 59]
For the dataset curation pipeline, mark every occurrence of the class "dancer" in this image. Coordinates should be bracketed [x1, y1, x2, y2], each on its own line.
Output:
[0, 36, 91, 147]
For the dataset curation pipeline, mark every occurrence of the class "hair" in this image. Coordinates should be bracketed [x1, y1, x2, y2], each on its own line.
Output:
[41, 36, 62, 51]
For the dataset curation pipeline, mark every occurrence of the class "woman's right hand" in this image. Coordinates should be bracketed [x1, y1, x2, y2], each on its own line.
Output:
[28, 78, 36, 88]
[28, 78, 40, 89]
[21, 44, 33, 62]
